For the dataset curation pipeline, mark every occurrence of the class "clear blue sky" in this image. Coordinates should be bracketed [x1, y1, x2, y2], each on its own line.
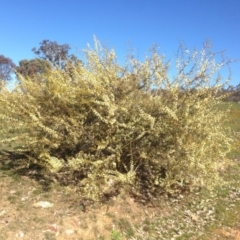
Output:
[0, 0, 239, 87]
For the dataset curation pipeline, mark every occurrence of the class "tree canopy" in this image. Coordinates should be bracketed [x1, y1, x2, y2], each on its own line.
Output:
[16, 58, 52, 79]
[32, 40, 82, 69]
[0, 55, 16, 82]
[15, 40, 82, 86]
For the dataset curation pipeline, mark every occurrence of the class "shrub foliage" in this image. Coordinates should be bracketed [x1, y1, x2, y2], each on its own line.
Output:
[0, 38, 233, 201]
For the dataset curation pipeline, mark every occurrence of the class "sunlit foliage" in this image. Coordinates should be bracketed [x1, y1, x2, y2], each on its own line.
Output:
[0, 37, 234, 201]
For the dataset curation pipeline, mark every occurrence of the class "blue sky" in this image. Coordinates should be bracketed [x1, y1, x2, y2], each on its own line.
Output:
[0, 0, 239, 87]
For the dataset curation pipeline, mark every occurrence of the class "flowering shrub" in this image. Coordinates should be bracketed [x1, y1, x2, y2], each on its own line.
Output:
[0, 38, 233, 201]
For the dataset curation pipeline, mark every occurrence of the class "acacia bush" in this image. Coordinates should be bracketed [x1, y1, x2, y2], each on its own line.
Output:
[0, 38, 233, 201]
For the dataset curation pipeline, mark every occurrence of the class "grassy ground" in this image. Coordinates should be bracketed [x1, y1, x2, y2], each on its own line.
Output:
[0, 102, 240, 240]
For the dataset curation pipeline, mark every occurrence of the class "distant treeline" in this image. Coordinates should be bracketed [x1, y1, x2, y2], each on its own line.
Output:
[219, 84, 240, 102]
[151, 85, 240, 102]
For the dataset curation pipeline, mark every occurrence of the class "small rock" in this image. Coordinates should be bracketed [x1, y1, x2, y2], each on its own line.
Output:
[33, 201, 54, 208]
[15, 231, 24, 237]
[65, 229, 75, 235]
[0, 210, 6, 216]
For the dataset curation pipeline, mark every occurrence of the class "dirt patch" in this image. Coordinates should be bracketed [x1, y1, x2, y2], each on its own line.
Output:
[0, 168, 167, 240]
[211, 228, 240, 240]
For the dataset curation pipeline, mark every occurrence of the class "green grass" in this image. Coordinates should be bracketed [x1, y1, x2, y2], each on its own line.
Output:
[218, 102, 240, 159]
